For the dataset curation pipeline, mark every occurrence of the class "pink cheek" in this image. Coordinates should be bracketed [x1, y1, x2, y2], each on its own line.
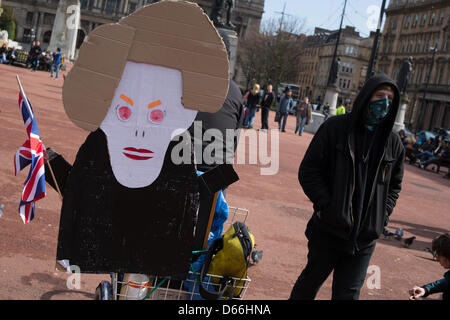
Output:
[117, 106, 132, 121]
[150, 109, 164, 123]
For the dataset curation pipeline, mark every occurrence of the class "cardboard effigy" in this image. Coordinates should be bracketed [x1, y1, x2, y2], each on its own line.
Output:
[51, 0, 230, 277]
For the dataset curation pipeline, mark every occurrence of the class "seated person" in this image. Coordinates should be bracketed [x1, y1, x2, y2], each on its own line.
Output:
[398, 129, 407, 147]
[408, 137, 434, 164]
[0, 44, 7, 63]
[7, 47, 17, 65]
[418, 140, 446, 169]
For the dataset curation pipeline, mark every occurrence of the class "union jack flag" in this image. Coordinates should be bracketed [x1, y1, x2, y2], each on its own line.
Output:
[14, 86, 46, 224]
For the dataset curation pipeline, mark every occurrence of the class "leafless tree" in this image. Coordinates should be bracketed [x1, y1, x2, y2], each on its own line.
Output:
[237, 16, 306, 94]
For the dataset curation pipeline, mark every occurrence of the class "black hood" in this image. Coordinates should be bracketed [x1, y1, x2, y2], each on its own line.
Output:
[349, 73, 400, 141]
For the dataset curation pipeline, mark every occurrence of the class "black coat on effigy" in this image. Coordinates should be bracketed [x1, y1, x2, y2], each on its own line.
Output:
[55, 129, 199, 276]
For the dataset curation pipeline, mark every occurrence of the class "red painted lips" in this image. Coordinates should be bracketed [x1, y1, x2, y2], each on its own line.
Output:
[122, 147, 153, 160]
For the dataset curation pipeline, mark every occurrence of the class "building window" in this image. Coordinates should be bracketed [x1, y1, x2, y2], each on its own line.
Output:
[129, 2, 137, 13]
[413, 14, 419, 27]
[421, 13, 427, 26]
[400, 39, 405, 53]
[105, 0, 116, 13]
[43, 13, 55, 25]
[416, 67, 422, 85]
[26, 12, 34, 25]
[424, 36, 430, 52]
[445, 35, 449, 51]
[434, 36, 440, 49]
[436, 66, 442, 84]
[22, 28, 32, 42]
[430, 13, 436, 25]
[416, 39, 421, 53]
[390, 18, 397, 29]
[408, 39, 414, 52]
[80, 0, 88, 9]
[43, 30, 51, 43]
[438, 12, 445, 25]
[405, 16, 411, 28]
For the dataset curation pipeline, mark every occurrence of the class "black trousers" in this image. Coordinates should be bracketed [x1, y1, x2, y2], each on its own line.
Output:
[261, 107, 269, 129]
[289, 241, 375, 300]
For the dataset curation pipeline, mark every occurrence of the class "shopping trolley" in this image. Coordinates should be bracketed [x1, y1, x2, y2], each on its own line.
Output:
[95, 206, 251, 300]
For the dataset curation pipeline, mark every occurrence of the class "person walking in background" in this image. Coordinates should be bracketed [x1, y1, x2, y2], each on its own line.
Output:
[50, 48, 63, 79]
[259, 84, 275, 132]
[323, 102, 330, 120]
[290, 74, 404, 300]
[0, 44, 7, 63]
[336, 103, 346, 116]
[27, 41, 35, 67]
[295, 96, 312, 136]
[277, 89, 294, 132]
[30, 41, 42, 71]
[409, 233, 449, 300]
[243, 83, 260, 129]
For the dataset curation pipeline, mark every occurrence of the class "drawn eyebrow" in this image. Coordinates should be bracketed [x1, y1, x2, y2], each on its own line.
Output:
[148, 100, 162, 109]
[120, 94, 134, 106]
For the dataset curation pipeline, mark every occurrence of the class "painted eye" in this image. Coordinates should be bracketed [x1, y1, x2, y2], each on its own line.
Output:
[117, 106, 132, 121]
[149, 109, 165, 124]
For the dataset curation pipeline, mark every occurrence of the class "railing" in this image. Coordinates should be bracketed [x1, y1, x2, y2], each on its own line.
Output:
[408, 83, 450, 94]
[388, 0, 443, 10]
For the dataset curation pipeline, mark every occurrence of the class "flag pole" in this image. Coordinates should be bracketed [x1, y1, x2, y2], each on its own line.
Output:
[16, 75, 33, 118]
[16, 75, 63, 201]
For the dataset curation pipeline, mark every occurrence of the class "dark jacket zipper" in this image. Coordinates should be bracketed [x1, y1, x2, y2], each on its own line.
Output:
[347, 136, 356, 235]
[348, 134, 387, 253]
[358, 147, 387, 236]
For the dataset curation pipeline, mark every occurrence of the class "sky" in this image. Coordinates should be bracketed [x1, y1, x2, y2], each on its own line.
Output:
[261, 0, 390, 37]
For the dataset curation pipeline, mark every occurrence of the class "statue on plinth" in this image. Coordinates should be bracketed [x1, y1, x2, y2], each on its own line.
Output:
[327, 57, 341, 88]
[396, 57, 413, 96]
[210, 0, 235, 30]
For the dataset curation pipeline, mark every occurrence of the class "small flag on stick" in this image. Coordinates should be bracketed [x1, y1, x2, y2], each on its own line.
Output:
[14, 76, 46, 224]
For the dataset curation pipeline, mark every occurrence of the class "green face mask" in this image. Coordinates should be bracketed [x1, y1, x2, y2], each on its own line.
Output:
[365, 98, 391, 131]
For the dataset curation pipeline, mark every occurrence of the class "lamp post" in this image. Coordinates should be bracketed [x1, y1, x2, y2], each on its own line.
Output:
[366, 0, 387, 81]
[416, 46, 437, 133]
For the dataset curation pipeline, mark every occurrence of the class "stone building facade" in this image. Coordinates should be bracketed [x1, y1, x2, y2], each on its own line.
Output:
[4, 0, 264, 50]
[377, 0, 450, 131]
[297, 26, 374, 108]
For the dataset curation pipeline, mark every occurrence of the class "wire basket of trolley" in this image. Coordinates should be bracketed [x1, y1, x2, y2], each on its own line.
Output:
[94, 165, 262, 300]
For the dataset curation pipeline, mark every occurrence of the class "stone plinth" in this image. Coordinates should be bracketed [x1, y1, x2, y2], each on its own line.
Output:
[324, 86, 340, 116]
[304, 112, 326, 134]
[393, 94, 409, 133]
[219, 28, 238, 78]
[48, 0, 80, 60]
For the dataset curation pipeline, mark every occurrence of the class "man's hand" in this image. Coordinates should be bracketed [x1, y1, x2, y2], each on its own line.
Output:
[408, 286, 425, 300]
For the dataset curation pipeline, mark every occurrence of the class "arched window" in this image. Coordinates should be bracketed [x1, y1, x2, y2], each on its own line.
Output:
[421, 13, 427, 26]
[76, 29, 86, 49]
[43, 30, 52, 43]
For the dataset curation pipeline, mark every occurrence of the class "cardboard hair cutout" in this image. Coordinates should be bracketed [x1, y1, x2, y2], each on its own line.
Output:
[63, 0, 229, 132]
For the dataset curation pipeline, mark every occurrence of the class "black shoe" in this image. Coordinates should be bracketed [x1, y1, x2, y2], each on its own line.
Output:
[282, 129, 286, 132]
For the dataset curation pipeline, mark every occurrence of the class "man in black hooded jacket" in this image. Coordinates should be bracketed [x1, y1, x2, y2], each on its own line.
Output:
[289, 74, 405, 300]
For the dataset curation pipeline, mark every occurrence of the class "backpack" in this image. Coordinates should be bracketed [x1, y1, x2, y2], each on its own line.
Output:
[199, 221, 255, 300]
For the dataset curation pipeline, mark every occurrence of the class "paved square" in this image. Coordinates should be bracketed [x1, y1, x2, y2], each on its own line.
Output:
[0, 63, 449, 300]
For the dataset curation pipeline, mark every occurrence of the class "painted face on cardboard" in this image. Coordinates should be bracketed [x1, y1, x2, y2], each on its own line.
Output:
[100, 61, 197, 188]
